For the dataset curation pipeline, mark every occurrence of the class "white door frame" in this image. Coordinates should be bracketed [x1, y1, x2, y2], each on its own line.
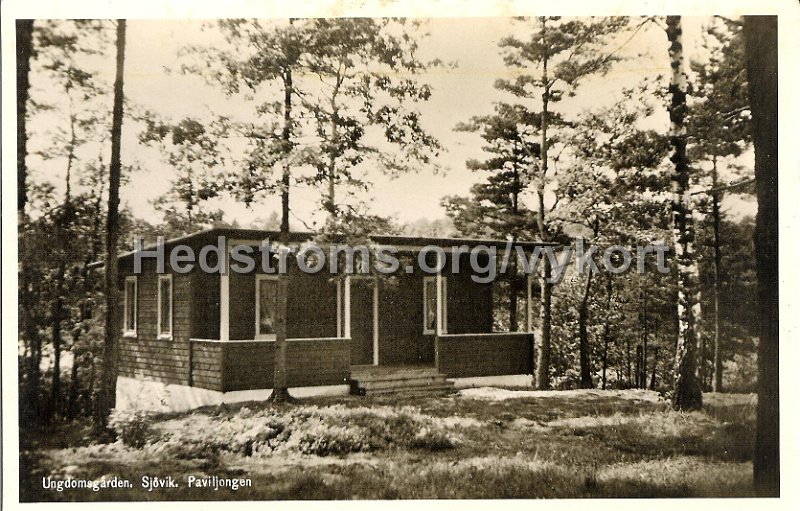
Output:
[343, 275, 379, 366]
[527, 275, 534, 333]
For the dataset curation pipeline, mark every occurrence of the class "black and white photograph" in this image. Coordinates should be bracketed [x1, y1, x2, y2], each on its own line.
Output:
[2, 0, 794, 505]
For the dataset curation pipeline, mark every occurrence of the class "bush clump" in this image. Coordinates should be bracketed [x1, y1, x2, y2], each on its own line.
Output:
[140, 404, 460, 458]
[410, 427, 456, 451]
[296, 424, 373, 456]
[108, 409, 154, 448]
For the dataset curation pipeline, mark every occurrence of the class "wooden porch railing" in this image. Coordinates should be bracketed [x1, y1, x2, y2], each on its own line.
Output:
[435, 332, 535, 378]
[189, 337, 350, 392]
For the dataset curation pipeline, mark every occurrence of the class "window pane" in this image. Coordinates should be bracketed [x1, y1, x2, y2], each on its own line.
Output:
[160, 278, 171, 334]
[425, 279, 436, 331]
[258, 279, 277, 335]
[125, 281, 136, 331]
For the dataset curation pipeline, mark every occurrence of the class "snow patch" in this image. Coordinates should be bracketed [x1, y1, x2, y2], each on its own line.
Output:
[115, 376, 348, 413]
[702, 392, 756, 407]
[450, 374, 534, 389]
[433, 416, 484, 429]
[457, 387, 665, 403]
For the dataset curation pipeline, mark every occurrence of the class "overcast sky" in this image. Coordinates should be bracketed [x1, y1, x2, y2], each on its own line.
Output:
[27, 15, 757, 230]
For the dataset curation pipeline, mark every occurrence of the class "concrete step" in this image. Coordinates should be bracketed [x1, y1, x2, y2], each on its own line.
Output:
[365, 382, 455, 396]
[349, 366, 454, 396]
[350, 367, 441, 381]
[354, 375, 450, 391]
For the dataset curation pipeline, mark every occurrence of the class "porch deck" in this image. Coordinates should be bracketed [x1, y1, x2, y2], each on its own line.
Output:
[182, 331, 535, 394]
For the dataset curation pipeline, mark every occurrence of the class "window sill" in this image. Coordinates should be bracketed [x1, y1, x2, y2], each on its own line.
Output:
[122, 331, 137, 339]
[157, 334, 173, 341]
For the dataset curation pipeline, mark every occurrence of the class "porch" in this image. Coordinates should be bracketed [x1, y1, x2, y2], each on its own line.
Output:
[184, 233, 540, 394]
[187, 330, 535, 394]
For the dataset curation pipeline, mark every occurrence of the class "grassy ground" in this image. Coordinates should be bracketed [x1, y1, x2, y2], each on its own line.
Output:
[19, 389, 757, 500]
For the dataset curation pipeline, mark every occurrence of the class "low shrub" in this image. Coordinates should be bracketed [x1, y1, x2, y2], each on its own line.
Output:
[552, 369, 582, 390]
[108, 409, 154, 448]
[409, 427, 455, 451]
[141, 404, 461, 458]
[296, 424, 373, 456]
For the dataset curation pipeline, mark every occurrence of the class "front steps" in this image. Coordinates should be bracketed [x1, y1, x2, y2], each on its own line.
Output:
[349, 366, 454, 396]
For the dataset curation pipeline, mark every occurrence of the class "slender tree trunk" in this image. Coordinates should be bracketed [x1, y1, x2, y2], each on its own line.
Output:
[649, 346, 659, 390]
[96, 20, 126, 431]
[271, 168, 291, 402]
[744, 15, 779, 497]
[21, 282, 43, 421]
[641, 292, 648, 390]
[91, 175, 106, 259]
[68, 353, 79, 420]
[17, 19, 37, 420]
[711, 156, 724, 392]
[578, 266, 594, 388]
[635, 345, 643, 388]
[509, 156, 520, 331]
[84, 361, 96, 417]
[17, 19, 33, 218]
[186, 174, 194, 224]
[509, 255, 519, 332]
[326, 95, 340, 219]
[27, 311, 43, 420]
[534, 17, 553, 390]
[51, 112, 77, 419]
[625, 337, 632, 387]
[50, 261, 65, 418]
[698, 295, 706, 390]
[270, 26, 296, 403]
[697, 293, 704, 389]
[601, 326, 609, 390]
[666, 15, 703, 411]
[601, 275, 612, 390]
[535, 258, 552, 389]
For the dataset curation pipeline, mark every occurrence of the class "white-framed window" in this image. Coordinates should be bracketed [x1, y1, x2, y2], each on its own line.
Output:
[423, 276, 447, 334]
[255, 275, 278, 340]
[157, 274, 173, 339]
[123, 276, 137, 337]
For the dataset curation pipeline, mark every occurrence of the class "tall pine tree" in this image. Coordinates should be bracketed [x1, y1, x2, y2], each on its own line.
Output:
[96, 19, 126, 429]
[496, 16, 630, 388]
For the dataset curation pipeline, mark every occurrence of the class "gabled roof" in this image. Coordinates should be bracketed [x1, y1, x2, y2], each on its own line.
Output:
[89, 227, 558, 267]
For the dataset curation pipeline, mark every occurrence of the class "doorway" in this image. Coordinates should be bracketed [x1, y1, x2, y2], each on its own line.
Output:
[347, 277, 378, 366]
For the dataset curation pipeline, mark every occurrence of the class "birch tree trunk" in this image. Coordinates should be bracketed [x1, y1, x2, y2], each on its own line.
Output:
[666, 16, 703, 411]
[534, 17, 553, 390]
